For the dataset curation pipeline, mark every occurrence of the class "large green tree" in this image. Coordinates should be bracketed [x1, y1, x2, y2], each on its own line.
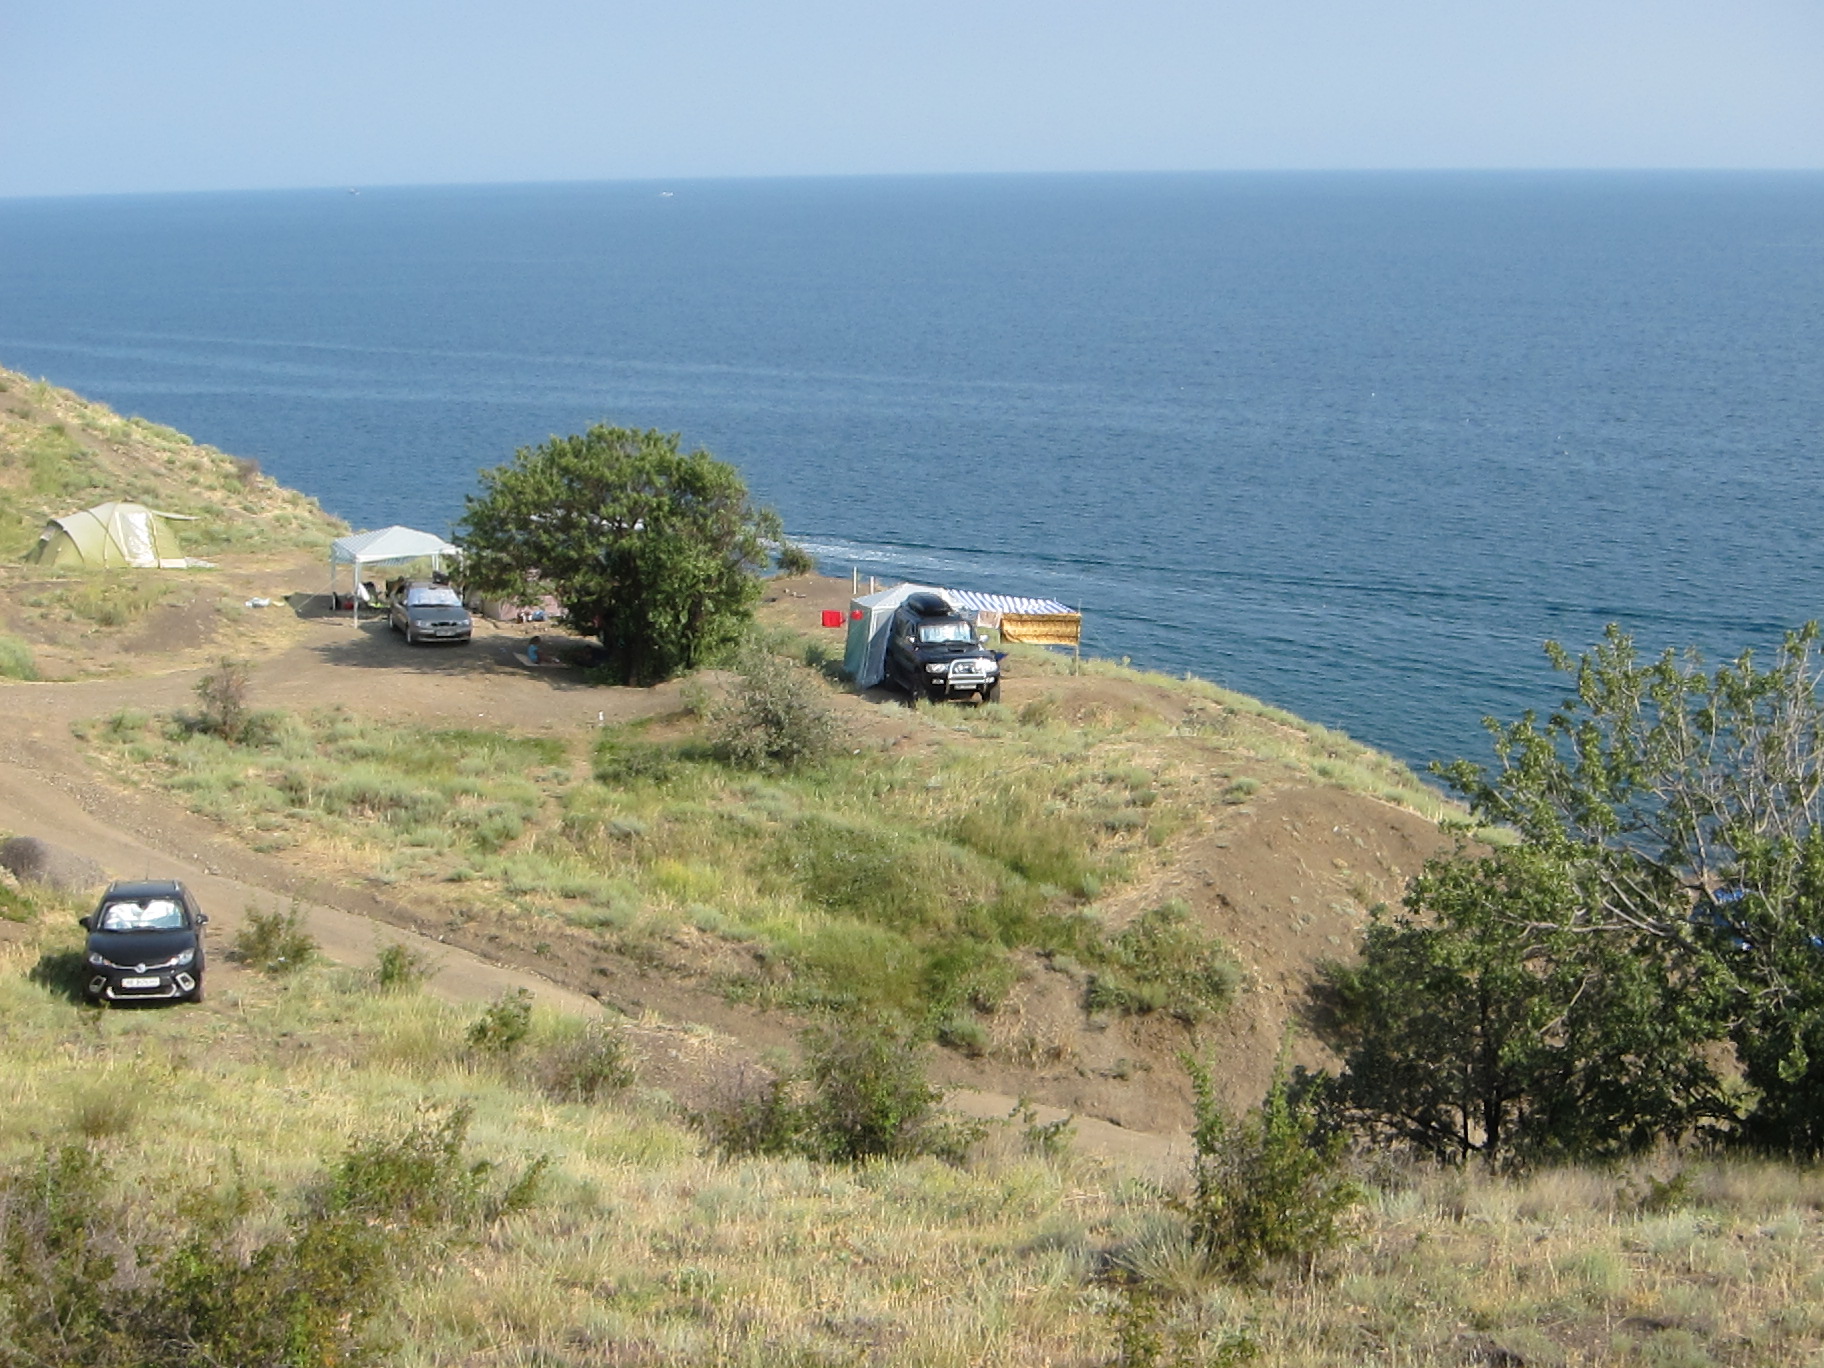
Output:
[1327, 845, 1733, 1166]
[458, 426, 782, 685]
[1329, 624, 1824, 1159]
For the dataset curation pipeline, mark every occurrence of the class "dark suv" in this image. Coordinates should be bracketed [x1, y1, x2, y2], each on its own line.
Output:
[80, 880, 208, 1004]
[885, 592, 1002, 705]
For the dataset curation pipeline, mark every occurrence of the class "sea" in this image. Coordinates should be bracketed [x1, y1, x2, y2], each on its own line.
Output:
[1, 172, 1820, 770]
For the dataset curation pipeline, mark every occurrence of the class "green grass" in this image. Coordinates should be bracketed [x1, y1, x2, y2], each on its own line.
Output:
[90, 700, 1190, 1029]
[47, 573, 171, 627]
[6, 886, 1824, 1366]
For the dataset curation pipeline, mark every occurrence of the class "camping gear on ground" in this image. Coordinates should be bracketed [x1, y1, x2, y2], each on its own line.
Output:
[327, 525, 459, 620]
[25, 501, 200, 569]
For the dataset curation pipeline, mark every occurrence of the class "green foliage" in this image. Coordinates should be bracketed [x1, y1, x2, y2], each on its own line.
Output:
[193, 656, 253, 742]
[232, 905, 318, 975]
[714, 647, 843, 771]
[774, 541, 816, 576]
[458, 425, 782, 684]
[1185, 1060, 1359, 1282]
[0, 1110, 545, 1368]
[1086, 901, 1240, 1023]
[51, 574, 167, 628]
[1421, 623, 1824, 1156]
[143, 1181, 395, 1368]
[0, 634, 37, 681]
[700, 1021, 978, 1165]
[1324, 845, 1734, 1166]
[538, 1019, 636, 1101]
[373, 940, 432, 991]
[466, 987, 534, 1054]
[329, 1103, 544, 1228]
[0, 1144, 127, 1366]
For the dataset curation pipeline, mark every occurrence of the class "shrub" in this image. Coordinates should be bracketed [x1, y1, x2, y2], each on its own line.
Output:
[538, 1019, 636, 1101]
[775, 542, 816, 576]
[328, 1103, 544, 1228]
[466, 988, 534, 1055]
[194, 657, 253, 742]
[231, 905, 318, 975]
[1185, 1059, 1359, 1282]
[0, 634, 38, 681]
[698, 1021, 978, 1164]
[715, 648, 842, 771]
[373, 940, 432, 990]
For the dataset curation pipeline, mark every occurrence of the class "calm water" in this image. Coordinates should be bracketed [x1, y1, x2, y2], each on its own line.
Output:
[2, 173, 1821, 767]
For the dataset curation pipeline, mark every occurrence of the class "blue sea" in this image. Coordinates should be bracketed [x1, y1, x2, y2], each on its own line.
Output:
[2, 173, 1821, 769]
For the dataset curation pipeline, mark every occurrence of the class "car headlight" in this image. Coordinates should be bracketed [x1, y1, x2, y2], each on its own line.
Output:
[87, 951, 107, 967]
[166, 949, 195, 968]
[984, 660, 999, 673]
[926, 663, 946, 673]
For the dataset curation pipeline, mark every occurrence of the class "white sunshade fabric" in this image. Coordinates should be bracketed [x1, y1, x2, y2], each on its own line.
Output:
[330, 525, 459, 565]
[328, 525, 460, 618]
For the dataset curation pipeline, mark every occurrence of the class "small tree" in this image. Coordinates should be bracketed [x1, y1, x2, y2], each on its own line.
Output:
[1326, 846, 1733, 1166]
[1185, 1059, 1358, 1282]
[194, 658, 252, 742]
[458, 426, 781, 685]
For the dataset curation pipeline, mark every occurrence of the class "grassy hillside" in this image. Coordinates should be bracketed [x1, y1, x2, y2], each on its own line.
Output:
[0, 364, 344, 559]
[5, 887, 1822, 1367]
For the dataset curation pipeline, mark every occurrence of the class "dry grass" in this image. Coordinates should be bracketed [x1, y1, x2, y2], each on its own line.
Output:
[4, 889, 1823, 1366]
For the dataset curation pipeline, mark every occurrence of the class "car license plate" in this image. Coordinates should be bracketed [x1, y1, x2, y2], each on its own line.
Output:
[120, 976, 160, 989]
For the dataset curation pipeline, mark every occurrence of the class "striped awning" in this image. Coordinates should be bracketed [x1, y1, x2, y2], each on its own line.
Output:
[944, 589, 1075, 616]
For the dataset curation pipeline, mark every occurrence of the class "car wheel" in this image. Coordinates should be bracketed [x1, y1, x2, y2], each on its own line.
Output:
[404, 623, 417, 645]
[188, 977, 205, 1004]
[982, 682, 1001, 705]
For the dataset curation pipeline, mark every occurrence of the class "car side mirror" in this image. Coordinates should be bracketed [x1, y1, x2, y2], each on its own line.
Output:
[77, 915, 91, 930]
[196, 914, 209, 926]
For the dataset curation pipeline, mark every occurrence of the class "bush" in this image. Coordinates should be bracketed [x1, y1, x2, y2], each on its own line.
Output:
[538, 1020, 636, 1101]
[0, 634, 38, 681]
[466, 988, 534, 1054]
[1185, 1059, 1359, 1282]
[194, 657, 253, 742]
[373, 940, 432, 991]
[775, 542, 816, 576]
[328, 1103, 544, 1228]
[698, 1021, 978, 1164]
[231, 905, 318, 975]
[715, 648, 842, 771]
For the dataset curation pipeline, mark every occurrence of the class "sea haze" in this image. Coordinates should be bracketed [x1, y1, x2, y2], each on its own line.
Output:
[1, 172, 1820, 769]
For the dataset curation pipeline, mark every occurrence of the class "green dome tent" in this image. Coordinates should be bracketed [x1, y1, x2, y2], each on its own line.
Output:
[25, 501, 199, 569]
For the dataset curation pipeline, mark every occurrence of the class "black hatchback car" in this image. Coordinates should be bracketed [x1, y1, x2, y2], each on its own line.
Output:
[80, 880, 208, 1004]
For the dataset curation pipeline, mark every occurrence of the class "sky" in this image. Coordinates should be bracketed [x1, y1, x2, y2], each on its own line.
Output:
[3, 0, 1821, 197]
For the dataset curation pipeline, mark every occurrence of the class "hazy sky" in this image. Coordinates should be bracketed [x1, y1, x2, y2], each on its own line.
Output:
[4, 0, 1821, 197]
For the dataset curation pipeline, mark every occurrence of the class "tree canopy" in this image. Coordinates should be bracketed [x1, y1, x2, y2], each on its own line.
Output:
[1325, 624, 1824, 1161]
[458, 427, 782, 685]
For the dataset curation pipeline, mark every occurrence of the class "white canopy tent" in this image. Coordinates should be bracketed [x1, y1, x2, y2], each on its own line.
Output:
[327, 526, 460, 620]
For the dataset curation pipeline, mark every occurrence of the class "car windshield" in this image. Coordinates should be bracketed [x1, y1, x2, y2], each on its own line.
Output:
[918, 621, 974, 643]
[405, 586, 463, 607]
[96, 899, 186, 931]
